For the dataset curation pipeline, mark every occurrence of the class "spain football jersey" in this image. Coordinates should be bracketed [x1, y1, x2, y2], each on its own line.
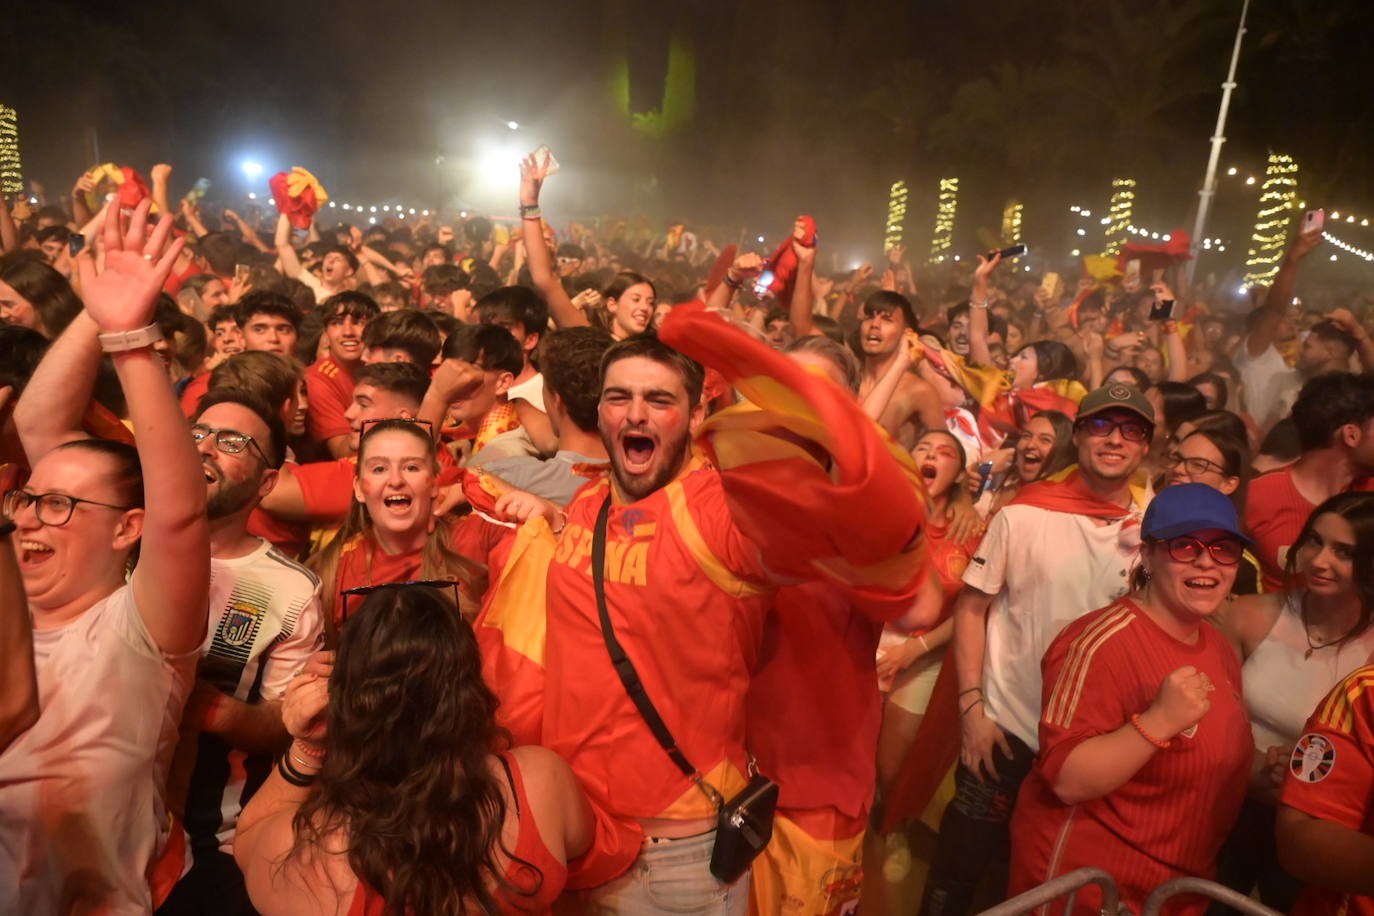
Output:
[1010, 600, 1250, 916]
[305, 354, 355, 442]
[1281, 665, 1374, 916]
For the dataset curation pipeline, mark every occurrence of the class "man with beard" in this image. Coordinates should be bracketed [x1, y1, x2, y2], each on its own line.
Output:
[920, 383, 1155, 916]
[856, 290, 944, 448]
[526, 320, 930, 914]
[156, 388, 323, 915]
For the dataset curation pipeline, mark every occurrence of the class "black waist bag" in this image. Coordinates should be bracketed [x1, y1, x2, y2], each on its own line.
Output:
[591, 496, 778, 883]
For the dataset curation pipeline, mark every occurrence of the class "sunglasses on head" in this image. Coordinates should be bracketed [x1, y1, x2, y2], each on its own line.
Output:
[1078, 415, 1151, 442]
[339, 579, 461, 624]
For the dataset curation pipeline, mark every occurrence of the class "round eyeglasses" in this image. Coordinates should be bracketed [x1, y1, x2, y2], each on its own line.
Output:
[2, 489, 134, 527]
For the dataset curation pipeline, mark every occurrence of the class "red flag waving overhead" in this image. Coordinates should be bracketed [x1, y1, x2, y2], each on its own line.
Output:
[659, 305, 929, 595]
[1117, 230, 1192, 274]
[269, 167, 329, 230]
[763, 215, 817, 309]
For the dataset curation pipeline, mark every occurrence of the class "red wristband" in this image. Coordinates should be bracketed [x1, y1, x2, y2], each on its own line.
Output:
[1130, 713, 1171, 749]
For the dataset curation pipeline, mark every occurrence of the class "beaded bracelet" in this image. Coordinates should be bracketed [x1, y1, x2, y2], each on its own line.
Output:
[1130, 713, 1171, 749]
[293, 738, 324, 759]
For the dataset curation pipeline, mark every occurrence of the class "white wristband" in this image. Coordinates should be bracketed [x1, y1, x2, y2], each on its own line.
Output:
[97, 323, 164, 353]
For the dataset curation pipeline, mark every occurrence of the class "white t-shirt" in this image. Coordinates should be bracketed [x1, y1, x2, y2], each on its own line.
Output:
[1232, 341, 1299, 429]
[1243, 590, 1374, 754]
[0, 585, 197, 915]
[177, 540, 324, 857]
[962, 503, 1143, 749]
[507, 372, 546, 413]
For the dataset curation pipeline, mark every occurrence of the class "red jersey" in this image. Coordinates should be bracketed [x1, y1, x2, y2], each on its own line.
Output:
[746, 584, 905, 835]
[305, 355, 356, 442]
[541, 470, 772, 827]
[243, 459, 311, 559]
[1281, 666, 1374, 916]
[1010, 600, 1251, 916]
[333, 535, 422, 625]
[178, 371, 211, 418]
[1244, 466, 1315, 592]
[292, 457, 358, 522]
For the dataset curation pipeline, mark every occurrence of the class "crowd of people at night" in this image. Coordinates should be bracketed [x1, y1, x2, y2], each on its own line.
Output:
[2, 151, 1374, 916]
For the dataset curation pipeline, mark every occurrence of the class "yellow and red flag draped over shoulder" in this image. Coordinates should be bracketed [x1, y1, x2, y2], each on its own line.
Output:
[471, 473, 645, 889]
[659, 305, 929, 595]
[269, 166, 329, 230]
[474, 511, 553, 749]
[1010, 463, 1147, 519]
[1014, 378, 1087, 421]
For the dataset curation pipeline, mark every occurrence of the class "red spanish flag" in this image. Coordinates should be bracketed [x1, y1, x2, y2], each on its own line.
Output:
[660, 304, 929, 598]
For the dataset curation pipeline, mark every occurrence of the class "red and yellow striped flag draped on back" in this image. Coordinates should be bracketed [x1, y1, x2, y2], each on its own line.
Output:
[659, 305, 930, 596]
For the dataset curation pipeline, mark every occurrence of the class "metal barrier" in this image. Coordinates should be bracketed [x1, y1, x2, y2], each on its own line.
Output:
[975, 867, 1120, 916]
[1141, 877, 1284, 916]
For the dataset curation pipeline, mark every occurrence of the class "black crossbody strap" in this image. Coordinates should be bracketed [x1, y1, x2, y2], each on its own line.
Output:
[592, 494, 702, 783]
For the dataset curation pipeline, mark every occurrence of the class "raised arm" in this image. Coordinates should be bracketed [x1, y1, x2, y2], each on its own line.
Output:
[12, 310, 104, 463]
[223, 209, 270, 254]
[967, 253, 1002, 366]
[518, 154, 584, 328]
[706, 252, 762, 316]
[69, 172, 95, 227]
[274, 213, 307, 280]
[1246, 222, 1323, 358]
[178, 196, 210, 239]
[0, 196, 17, 255]
[0, 514, 39, 750]
[789, 238, 817, 338]
[1326, 308, 1374, 375]
[150, 163, 173, 219]
[78, 200, 209, 655]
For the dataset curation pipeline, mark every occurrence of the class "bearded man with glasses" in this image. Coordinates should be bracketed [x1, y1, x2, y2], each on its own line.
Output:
[920, 383, 1157, 916]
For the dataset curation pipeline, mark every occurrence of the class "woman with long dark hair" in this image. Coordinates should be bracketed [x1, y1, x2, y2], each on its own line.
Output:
[0, 250, 85, 338]
[309, 418, 484, 628]
[972, 409, 1076, 518]
[1213, 492, 1374, 911]
[234, 584, 593, 915]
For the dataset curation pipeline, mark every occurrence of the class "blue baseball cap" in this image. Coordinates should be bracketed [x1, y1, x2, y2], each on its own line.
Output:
[1142, 483, 1252, 543]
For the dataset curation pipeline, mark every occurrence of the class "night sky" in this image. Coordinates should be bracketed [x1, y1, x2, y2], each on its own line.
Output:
[6, 0, 1374, 269]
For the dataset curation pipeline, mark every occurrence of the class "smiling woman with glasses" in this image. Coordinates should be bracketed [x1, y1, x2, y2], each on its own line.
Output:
[1009, 484, 1253, 916]
[0, 201, 211, 914]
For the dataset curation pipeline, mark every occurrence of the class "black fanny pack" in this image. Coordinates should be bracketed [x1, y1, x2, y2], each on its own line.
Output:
[592, 495, 778, 883]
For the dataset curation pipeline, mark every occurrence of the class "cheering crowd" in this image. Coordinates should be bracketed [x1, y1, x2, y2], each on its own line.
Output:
[1, 153, 1374, 916]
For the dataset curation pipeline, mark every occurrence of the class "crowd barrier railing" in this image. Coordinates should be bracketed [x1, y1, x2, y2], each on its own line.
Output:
[974, 867, 1119, 916]
[1140, 877, 1284, 916]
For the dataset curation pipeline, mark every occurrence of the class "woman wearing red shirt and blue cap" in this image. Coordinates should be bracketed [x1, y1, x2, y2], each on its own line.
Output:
[1007, 483, 1253, 916]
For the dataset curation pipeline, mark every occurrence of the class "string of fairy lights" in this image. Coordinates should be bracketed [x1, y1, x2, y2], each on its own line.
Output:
[0, 105, 22, 196]
[1241, 153, 1299, 288]
[929, 177, 958, 263]
[1001, 200, 1023, 247]
[884, 180, 908, 252]
[0, 104, 1370, 272]
[1102, 179, 1135, 257]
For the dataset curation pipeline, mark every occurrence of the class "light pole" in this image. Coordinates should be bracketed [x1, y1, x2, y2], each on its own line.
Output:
[1185, 0, 1250, 285]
